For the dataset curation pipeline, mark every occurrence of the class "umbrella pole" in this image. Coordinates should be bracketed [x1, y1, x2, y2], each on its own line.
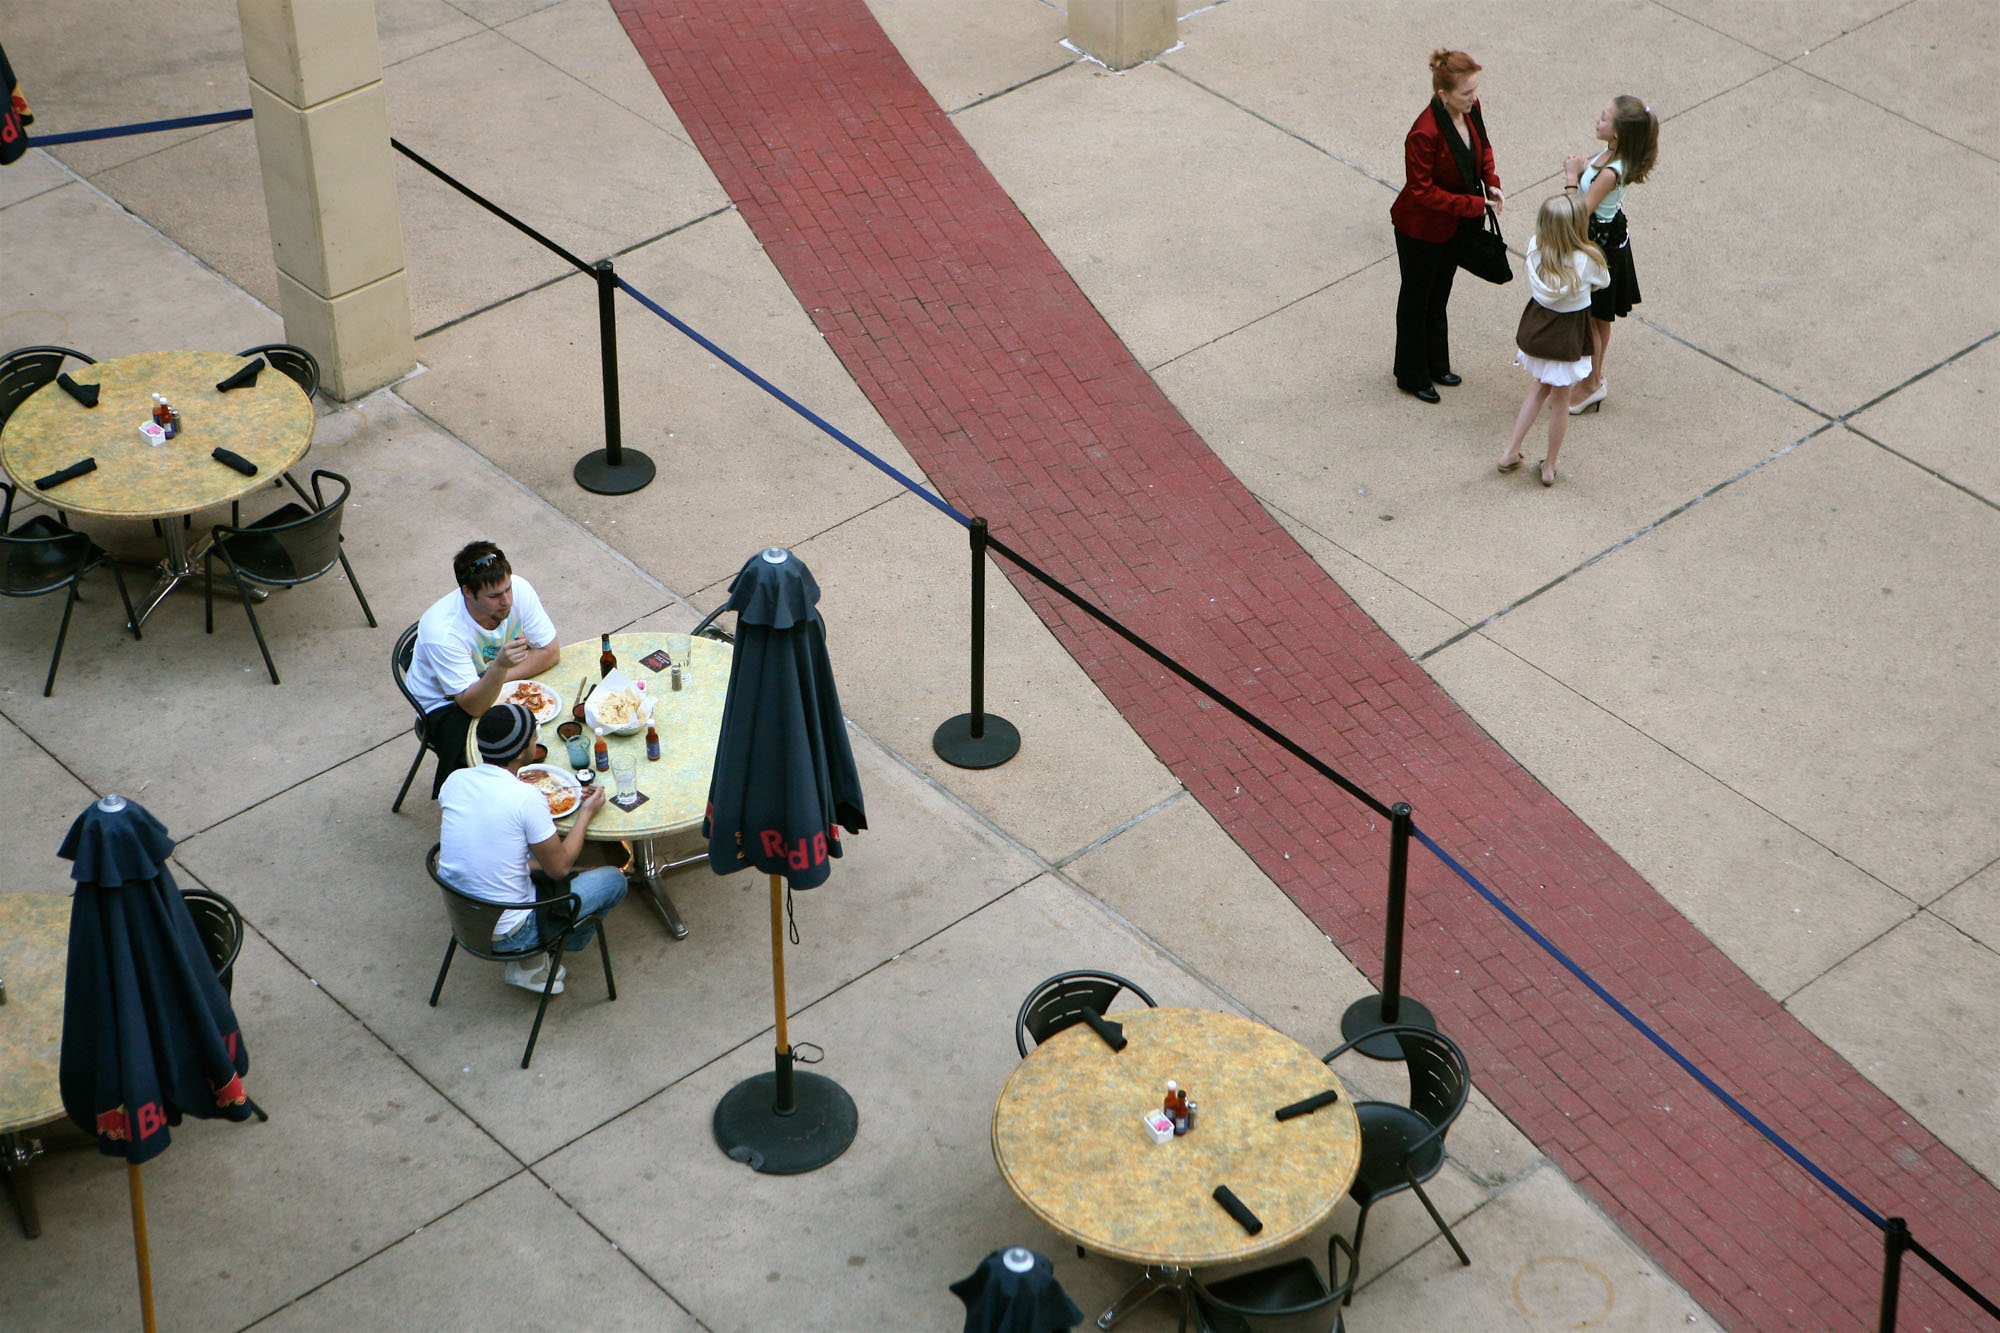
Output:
[128, 1164, 157, 1333]
[769, 874, 796, 1114]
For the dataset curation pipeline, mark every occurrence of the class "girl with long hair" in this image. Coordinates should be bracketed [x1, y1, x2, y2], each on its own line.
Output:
[1498, 195, 1607, 486]
[1562, 96, 1659, 413]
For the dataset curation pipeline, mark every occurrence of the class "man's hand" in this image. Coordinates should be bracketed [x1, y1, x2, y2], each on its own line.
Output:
[489, 634, 532, 675]
[577, 783, 609, 822]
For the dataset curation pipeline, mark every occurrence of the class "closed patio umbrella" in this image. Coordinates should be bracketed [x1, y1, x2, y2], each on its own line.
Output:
[705, 547, 866, 1173]
[58, 794, 256, 1333]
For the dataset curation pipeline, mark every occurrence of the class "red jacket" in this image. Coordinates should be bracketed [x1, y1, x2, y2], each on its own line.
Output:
[1389, 101, 1499, 243]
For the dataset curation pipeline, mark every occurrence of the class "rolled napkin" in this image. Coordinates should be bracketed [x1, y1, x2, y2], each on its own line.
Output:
[211, 448, 258, 476]
[215, 357, 265, 392]
[33, 457, 97, 490]
[56, 372, 99, 407]
[1274, 1089, 1341, 1121]
[1212, 1185, 1263, 1235]
[1078, 1007, 1126, 1052]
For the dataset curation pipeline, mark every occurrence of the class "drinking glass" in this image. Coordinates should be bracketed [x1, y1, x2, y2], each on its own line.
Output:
[611, 750, 639, 799]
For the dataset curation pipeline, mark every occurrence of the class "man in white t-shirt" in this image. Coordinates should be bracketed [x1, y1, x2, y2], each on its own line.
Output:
[437, 703, 627, 993]
[406, 541, 562, 797]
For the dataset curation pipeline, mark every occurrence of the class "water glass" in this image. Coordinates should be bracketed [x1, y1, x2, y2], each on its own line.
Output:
[611, 750, 639, 798]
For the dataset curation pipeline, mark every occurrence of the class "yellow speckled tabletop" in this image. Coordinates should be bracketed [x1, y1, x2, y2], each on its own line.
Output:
[0, 895, 71, 1136]
[992, 1007, 1360, 1267]
[0, 350, 313, 519]
[528, 634, 731, 841]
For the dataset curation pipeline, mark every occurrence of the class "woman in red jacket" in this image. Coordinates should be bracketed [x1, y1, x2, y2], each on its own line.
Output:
[1391, 48, 1504, 403]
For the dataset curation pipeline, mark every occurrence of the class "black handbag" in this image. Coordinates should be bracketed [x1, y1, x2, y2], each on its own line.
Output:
[1453, 208, 1512, 285]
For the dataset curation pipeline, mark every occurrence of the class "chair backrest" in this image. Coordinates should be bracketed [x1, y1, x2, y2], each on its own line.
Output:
[1016, 969, 1158, 1056]
[216, 469, 353, 585]
[1394, 1027, 1470, 1134]
[0, 517, 97, 596]
[236, 343, 319, 399]
[392, 622, 424, 715]
[0, 346, 93, 429]
[427, 843, 517, 962]
[180, 889, 245, 993]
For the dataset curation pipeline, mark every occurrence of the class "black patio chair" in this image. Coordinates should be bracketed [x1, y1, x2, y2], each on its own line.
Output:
[390, 622, 448, 813]
[203, 468, 375, 684]
[1191, 1233, 1358, 1333]
[1324, 1024, 1472, 1301]
[1, 480, 140, 696]
[233, 344, 320, 513]
[425, 843, 618, 1069]
[0, 345, 94, 430]
[1015, 969, 1157, 1057]
[177, 887, 269, 1121]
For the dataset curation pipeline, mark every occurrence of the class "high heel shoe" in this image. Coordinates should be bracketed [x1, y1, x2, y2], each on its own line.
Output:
[1568, 382, 1606, 415]
[1538, 459, 1557, 487]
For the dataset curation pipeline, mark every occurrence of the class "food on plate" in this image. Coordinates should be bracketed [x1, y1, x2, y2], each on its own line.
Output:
[595, 688, 643, 727]
[519, 768, 580, 817]
[506, 680, 559, 720]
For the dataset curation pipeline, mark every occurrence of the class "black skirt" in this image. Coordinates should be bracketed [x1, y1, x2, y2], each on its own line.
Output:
[1587, 210, 1642, 320]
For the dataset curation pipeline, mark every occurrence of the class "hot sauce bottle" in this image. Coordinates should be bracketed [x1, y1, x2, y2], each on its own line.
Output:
[645, 723, 660, 761]
[593, 728, 610, 771]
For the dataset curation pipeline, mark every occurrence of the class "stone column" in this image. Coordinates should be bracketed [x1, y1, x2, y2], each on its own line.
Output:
[1068, 0, 1176, 70]
[237, 0, 415, 400]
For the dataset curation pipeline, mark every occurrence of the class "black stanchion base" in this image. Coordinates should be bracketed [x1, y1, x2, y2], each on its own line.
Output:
[713, 1069, 857, 1175]
[932, 713, 1020, 769]
[1339, 994, 1437, 1060]
[573, 449, 656, 495]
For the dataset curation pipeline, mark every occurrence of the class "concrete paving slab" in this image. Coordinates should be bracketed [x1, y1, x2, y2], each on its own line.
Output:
[449, 0, 570, 27]
[1424, 633, 1914, 1000]
[1848, 339, 2000, 506]
[953, 60, 1397, 368]
[862, 0, 1072, 113]
[502, 0, 699, 145]
[173, 723, 1043, 1162]
[1267, 503, 1469, 656]
[1156, 257, 1823, 623]
[375, 0, 490, 69]
[1165, 0, 1773, 197]
[1640, 65, 2000, 415]
[90, 122, 280, 316]
[1665, 0, 1908, 61]
[778, 491, 1187, 864]
[1934, 860, 2000, 955]
[1797, 0, 2000, 156]
[0, 713, 100, 895]
[385, 28, 730, 332]
[0, 149, 69, 212]
[1786, 913, 2000, 1186]
[0, 929, 518, 1333]
[251, 1170, 702, 1332]
[405, 211, 918, 596]
[1482, 431, 2000, 904]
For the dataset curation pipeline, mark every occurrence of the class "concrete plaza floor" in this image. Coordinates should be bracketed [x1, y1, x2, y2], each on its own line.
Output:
[2, 0, 1995, 1329]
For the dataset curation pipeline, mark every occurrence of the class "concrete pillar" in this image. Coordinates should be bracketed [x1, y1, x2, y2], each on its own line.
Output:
[237, 0, 415, 400]
[1069, 0, 1175, 70]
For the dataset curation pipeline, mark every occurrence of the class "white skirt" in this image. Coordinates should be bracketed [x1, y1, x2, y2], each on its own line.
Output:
[1517, 350, 1593, 387]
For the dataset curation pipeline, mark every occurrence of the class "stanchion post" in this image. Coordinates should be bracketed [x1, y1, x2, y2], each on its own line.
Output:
[1879, 1217, 1908, 1333]
[1339, 802, 1437, 1059]
[573, 258, 656, 495]
[932, 517, 1021, 768]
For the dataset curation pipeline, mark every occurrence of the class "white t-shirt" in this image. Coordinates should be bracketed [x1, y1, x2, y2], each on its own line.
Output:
[406, 575, 558, 714]
[1523, 237, 1610, 314]
[437, 763, 556, 937]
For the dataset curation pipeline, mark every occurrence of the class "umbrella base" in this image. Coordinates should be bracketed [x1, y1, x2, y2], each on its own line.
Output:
[713, 1060, 857, 1174]
[1339, 993, 1437, 1059]
[932, 712, 1020, 769]
[572, 448, 656, 495]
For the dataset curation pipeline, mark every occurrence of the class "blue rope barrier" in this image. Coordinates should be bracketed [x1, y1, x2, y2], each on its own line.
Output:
[31, 108, 253, 146]
[1409, 824, 1888, 1229]
[613, 276, 970, 526]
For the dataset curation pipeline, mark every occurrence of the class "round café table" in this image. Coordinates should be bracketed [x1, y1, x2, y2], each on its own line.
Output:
[0, 350, 315, 627]
[523, 632, 731, 940]
[0, 893, 73, 1239]
[993, 1007, 1362, 1328]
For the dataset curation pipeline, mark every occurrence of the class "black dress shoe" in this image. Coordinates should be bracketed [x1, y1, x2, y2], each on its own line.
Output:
[1434, 372, 1463, 387]
[1400, 383, 1442, 404]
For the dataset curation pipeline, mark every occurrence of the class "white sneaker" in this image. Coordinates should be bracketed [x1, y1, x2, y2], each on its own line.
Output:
[504, 958, 566, 994]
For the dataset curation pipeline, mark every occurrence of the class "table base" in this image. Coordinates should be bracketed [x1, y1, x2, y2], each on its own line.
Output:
[124, 522, 266, 630]
[1098, 1265, 1219, 1331]
[633, 838, 698, 940]
[2, 1131, 46, 1239]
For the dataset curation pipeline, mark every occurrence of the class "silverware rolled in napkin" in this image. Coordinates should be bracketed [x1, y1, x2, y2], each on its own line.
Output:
[216, 358, 265, 392]
[1275, 1089, 1340, 1121]
[33, 457, 97, 489]
[1078, 1007, 1126, 1052]
[56, 373, 100, 407]
[1212, 1185, 1263, 1235]
[211, 448, 257, 476]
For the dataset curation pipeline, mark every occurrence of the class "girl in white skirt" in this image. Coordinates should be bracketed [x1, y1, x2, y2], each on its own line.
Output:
[1498, 194, 1607, 486]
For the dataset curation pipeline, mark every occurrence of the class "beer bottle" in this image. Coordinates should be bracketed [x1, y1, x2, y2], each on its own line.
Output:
[599, 634, 617, 678]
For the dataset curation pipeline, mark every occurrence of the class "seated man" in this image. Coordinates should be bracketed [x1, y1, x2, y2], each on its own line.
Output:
[406, 541, 560, 796]
[438, 703, 627, 993]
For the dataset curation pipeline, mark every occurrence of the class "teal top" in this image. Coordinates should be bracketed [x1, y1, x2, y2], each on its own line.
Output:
[1579, 156, 1626, 222]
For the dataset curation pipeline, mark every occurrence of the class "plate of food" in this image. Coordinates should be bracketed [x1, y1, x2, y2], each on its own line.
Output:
[586, 671, 653, 735]
[517, 763, 582, 818]
[499, 678, 562, 724]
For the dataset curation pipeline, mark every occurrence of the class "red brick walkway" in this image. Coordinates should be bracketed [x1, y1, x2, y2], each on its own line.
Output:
[613, 2, 1998, 1326]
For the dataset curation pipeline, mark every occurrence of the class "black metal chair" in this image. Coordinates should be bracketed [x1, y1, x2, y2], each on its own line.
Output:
[1192, 1234, 1358, 1333]
[1324, 1024, 1472, 1301]
[232, 344, 320, 515]
[1, 481, 140, 696]
[1015, 969, 1158, 1057]
[203, 468, 375, 684]
[390, 622, 448, 813]
[176, 887, 269, 1121]
[0, 346, 94, 429]
[425, 844, 617, 1069]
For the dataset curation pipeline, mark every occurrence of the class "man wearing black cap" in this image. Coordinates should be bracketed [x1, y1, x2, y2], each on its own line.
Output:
[437, 703, 626, 993]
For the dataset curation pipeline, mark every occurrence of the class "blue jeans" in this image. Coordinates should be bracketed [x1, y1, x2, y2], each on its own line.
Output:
[495, 865, 628, 953]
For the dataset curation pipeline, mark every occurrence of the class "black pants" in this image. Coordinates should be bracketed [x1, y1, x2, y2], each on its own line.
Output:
[423, 703, 475, 797]
[1393, 230, 1459, 390]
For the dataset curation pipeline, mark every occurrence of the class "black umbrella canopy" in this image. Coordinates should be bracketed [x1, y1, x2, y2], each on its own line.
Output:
[705, 547, 866, 888]
[58, 796, 252, 1166]
[949, 1247, 1085, 1333]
